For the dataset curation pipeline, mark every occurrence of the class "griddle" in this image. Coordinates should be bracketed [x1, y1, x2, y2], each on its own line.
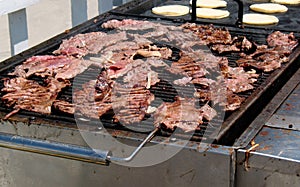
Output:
[0, 12, 299, 147]
[111, 0, 300, 33]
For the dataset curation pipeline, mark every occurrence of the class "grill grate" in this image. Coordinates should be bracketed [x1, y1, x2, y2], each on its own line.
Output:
[0, 14, 299, 145]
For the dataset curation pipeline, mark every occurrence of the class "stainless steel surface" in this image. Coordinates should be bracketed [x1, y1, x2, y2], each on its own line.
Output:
[107, 127, 159, 162]
[236, 148, 300, 187]
[0, 135, 235, 187]
[266, 83, 300, 131]
[236, 127, 300, 187]
[234, 67, 300, 148]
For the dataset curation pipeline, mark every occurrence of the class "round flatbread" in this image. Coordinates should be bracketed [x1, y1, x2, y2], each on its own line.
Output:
[190, 0, 227, 8]
[152, 5, 190, 16]
[243, 13, 279, 25]
[271, 0, 300, 5]
[196, 8, 230, 19]
[250, 3, 288, 13]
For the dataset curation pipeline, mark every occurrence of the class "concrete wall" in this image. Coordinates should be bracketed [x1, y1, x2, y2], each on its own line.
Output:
[0, 0, 128, 62]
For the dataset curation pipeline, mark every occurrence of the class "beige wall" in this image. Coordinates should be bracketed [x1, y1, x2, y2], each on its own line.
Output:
[0, 0, 110, 61]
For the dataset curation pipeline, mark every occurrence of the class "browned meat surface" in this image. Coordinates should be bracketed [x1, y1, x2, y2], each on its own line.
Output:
[237, 45, 288, 72]
[211, 36, 255, 54]
[181, 23, 232, 45]
[267, 31, 298, 51]
[9, 55, 96, 80]
[237, 31, 297, 72]
[73, 80, 112, 119]
[226, 92, 245, 111]
[53, 100, 75, 114]
[54, 31, 127, 57]
[101, 19, 158, 31]
[112, 84, 154, 125]
[2, 78, 70, 118]
[154, 97, 216, 132]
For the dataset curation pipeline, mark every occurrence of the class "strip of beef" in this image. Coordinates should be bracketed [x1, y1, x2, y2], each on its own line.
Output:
[211, 36, 255, 54]
[222, 65, 258, 93]
[53, 32, 107, 57]
[2, 77, 70, 119]
[101, 19, 159, 31]
[112, 83, 155, 125]
[73, 80, 112, 119]
[168, 54, 208, 79]
[181, 23, 232, 45]
[54, 31, 127, 57]
[9, 55, 77, 78]
[226, 92, 245, 111]
[199, 103, 217, 121]
[267, 31, 298, 51]
[237, 45, 288, 72]
[154, 97, 218, 132]
[53, 100, 75, 114]
[122, 59, 160, 88]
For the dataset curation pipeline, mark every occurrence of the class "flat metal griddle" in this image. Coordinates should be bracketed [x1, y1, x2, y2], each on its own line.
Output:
[0, 13, 299, 146]
[111, 0, 300, 33]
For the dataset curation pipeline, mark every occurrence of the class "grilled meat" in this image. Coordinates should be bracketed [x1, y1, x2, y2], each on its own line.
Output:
[73, 80, 112, 119]
[154, 97, 216, 132]
[181, 23, 232, 45]
[2, 77, 70, 118]
[267, 31, 298, 51]
[211, 36, 255, 54]
[54, 31, 127, 57]
[112, 83, 155, 125]
[53, 100, 75, 114]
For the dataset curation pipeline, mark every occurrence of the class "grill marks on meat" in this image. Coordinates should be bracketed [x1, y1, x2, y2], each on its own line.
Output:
[237, 32, 298, 72]
[154, 97, 216, 132]
[53, 100, 75, 114]
[267, 31, 298, 51]
[101, 19, 158, 31]
[54, 31, 127, 57]
[182, 23, 232, 45]
[73, 80, 112, 119]
[112, 84, 154, 125]
[211, 36, 256, 54]
[9, 55, 95, 80]
[2, 78, 70, 119]
[122, 59, 160, 88]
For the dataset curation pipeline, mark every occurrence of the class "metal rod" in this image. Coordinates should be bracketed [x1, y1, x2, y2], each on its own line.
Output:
[191, 0, 197, 22]
[107, 127, 159, 162]
[233, 0, 244, 28]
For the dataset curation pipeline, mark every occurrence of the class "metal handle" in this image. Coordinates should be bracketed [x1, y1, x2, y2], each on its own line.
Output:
[107, 127, 159, 162]
[191, 0, 197, 22]
[233, 0, 244, 28]
[0, 133, 110, 165]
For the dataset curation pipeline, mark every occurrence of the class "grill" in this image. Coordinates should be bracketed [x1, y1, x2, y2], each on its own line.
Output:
[0, 1, 300, 152]
[112, 0, 300, 32]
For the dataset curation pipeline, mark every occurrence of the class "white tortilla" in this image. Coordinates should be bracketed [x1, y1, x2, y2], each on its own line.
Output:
[271, 0, 300, 5]
[243, 13, 279, 25]
[250, 3, 288, 13]
[196, 8, 230, 19]
[152, 5, 190, 16]
[190, 0, 227, 8]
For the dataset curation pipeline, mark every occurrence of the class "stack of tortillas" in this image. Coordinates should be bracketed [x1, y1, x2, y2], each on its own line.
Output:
[189, 0, 229, 19]
[243, 2, 288, 25]
[151, 5, 190, 16]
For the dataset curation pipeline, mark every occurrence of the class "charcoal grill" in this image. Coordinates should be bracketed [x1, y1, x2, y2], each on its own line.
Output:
[0, 1, 300, 186]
